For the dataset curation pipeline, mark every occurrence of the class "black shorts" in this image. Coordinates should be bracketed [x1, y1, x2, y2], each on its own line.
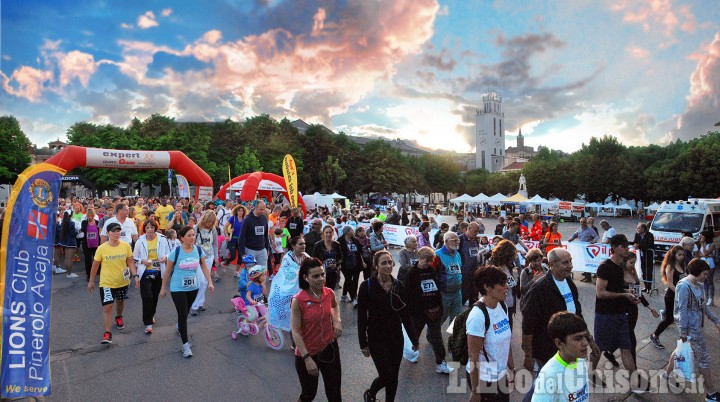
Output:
[100, 286, 129, 306]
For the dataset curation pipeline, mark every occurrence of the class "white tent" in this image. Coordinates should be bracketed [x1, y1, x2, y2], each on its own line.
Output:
[525, 194, 552, 204]
[328, 192, 347, 199]
[646, 202, 661, 212]
[487, 193, 508, 205]
[472, 193, 491, 202]
[450, 193, 475, 203]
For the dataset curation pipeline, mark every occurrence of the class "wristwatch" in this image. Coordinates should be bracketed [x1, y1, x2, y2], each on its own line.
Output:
[132, 274, 139, 278]
[302, 353, 311, 360]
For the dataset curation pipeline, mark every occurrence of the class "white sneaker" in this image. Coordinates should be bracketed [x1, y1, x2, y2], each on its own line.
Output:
[66, 273, 78, 278]
[182, 342, 193, 358]
[707, 298, 714, 306]
[341, 295, 351, 303]
[54, 267, 67, 274]
[352, 299, 358, 307]
[436, 360, 454, 374]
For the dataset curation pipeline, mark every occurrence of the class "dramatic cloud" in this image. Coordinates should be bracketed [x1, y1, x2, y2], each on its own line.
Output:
[670, 32, 720, 140]
[610, 0, 697, 38]
[1, 66, 54, 102]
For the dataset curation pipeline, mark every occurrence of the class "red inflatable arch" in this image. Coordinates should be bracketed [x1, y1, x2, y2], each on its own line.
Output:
[44, 146, 213, 200]
[215, 172, 307, 214]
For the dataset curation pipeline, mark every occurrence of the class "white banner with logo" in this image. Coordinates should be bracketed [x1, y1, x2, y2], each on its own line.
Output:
[197, 186, 214, 201]
[356, 223, 439, 247]
[518, 240, 642, 276]
[85, 148, 171, 169]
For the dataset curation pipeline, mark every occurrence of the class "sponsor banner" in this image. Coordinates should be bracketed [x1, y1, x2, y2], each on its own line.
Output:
[228, 179, 285, 192]
[176, 175, 189, 198]
[1, 163, 64, 397]
[282, 154, 299, 208]
[197, 186, 214, 201]
[85, 148, 171, 169]
[356, 223, 439, 247]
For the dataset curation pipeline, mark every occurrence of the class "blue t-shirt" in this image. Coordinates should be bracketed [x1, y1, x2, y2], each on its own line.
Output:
[169, 246, 204, 292]
[229, 216, 243, 240]
[248, 282, 266, 304]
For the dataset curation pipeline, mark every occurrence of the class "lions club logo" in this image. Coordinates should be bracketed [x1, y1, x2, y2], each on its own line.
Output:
[29, 179, 53, 208]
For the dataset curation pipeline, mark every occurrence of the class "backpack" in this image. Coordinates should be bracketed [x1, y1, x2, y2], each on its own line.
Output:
[448, 300, 508, 365]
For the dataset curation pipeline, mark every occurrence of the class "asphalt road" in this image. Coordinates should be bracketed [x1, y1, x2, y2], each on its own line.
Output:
[44, 216, 716, 401]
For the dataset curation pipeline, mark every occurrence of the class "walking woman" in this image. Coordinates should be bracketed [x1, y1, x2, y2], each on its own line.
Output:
[358, 251, 418, 402]
[268, 236, 309, 337]
[662, 258, 720, 401]
[58, 211, 80, 278]
[368, 221, 388, 270]
[339, 226, 364, 304]
[192, 210, 218, 315]
[160, 226, 215, 358]
[223, 204, 248, 277]
[312, 225, 344, 290]
[490, 240, 519, 328]
[80, 207, 101, 282]
[649, 245, 686, 349]
[356, 226, 373, 283]
[699, 231, 717, 305]
[290, 258, 343, 402]
[133, 220, 171, 334]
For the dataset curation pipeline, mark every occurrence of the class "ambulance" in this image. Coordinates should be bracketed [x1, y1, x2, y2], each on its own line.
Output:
[649, 199, 720, 260]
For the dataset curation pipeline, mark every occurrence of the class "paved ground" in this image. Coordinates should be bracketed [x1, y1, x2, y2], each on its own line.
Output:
[41, 216, 717, 401]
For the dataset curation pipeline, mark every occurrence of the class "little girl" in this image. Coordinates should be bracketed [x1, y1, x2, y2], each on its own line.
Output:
[269, 227, 285, 278]
[165, 228, 181, 251]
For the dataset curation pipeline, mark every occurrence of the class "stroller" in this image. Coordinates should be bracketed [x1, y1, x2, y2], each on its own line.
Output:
[230, 296, 284, 350]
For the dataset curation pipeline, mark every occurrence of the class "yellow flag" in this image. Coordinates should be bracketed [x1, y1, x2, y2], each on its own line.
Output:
[227, 164, 231, 182]
[282, 154, 298, 208]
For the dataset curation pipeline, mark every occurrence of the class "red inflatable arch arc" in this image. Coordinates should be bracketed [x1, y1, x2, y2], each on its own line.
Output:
[215, 172, 307, 215]
[44, 146, 213, 200]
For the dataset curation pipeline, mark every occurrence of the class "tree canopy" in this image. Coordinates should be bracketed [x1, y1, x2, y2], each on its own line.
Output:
[0, 116, 32, 183]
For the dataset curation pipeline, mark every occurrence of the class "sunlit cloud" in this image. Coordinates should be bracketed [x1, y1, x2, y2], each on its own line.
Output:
[137, 11, 159, 29]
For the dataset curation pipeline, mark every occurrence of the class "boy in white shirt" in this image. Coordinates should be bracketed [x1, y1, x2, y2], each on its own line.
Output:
[532, 312, 590, 402]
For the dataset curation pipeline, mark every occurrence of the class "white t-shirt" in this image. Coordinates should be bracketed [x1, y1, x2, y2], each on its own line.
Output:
[465, 298, 512, 381]
[601, 227, 616, 244]
[531, 353, 589, 402]
[553, 277, 576, 314]
[100, 217, 138, 244]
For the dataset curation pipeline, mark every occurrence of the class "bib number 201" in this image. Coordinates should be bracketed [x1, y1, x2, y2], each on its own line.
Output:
[183, 276, 197, 288]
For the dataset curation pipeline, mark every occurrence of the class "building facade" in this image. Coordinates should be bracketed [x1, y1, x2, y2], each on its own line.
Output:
[505, 128, 537, 159]
[475, 92, 505, 172]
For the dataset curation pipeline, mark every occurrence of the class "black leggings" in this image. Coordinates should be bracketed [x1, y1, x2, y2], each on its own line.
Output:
[341, 266, 360, 300]
[295, 340, 341, 402]
[171, 289, 198, 344]
[83, 246, 97, 280]
[140, 273, 162, 325]
[653, 290, 675, 339]
[368, 337, 403, 402]
[224, 238, 239, 264]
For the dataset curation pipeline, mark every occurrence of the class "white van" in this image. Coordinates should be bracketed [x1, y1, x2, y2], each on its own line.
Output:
[649, 199, 720, 260]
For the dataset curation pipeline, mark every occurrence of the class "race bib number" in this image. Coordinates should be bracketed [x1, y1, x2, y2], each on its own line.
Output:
[151, 261, 161, 269]
[507, 275, 517, 288]
[87, 232, 97, 240]
[631, 284, 642, 297]
[201, 237, 211, 245]
[347, 243, 357, 253]
[448, 264, 461, 274]
[289, 223, 297, 230]
[410, 259, 418, 266]
[182, 276, 197, 288]
[122, 267, 130, 281]
[469, 247, 479, 257]
[421, 279, 438, 293]
[254, 226, 265, 236]
[120, 231, 127, 239]
[102, 287, 113, 303]
[324, 259, 337, 272]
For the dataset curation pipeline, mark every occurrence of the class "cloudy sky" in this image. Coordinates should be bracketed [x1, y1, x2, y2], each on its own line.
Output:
[2, 0, 719, 153]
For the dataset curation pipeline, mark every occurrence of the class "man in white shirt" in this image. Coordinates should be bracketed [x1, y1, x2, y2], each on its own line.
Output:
[100, 203, 138, 245]
[216, 200, 232, 228]
[599, 220, 616, 244]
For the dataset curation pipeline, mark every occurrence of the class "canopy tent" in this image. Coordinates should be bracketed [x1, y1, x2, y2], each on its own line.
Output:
[472, 193, 491, 202]
[450, 193, 475, 203]
[489, 193, 508, 201]
[505, 193, 529, 202]
[525, 194, 551, 204]
[645, 202, 661, 211]
[328, 192, 347, 199]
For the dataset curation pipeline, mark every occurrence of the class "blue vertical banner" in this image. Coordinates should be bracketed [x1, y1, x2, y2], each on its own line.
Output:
[1, 163, 64, 397]
[176, 174, 189, 198]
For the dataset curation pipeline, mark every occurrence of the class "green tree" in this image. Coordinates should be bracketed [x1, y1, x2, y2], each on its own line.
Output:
[318, 155, 347, 193]
[234, 146, 263, 174]
[0, 116, 32, 183]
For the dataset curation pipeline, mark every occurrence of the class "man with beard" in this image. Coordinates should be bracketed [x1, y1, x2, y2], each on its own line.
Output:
[303, 218, 323, 250]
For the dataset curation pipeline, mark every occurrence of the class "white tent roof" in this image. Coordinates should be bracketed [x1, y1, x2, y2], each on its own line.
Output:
[450, 193, 474, 203]
[586, 202, 603, 208]
[328, 192, 347, 199]
[489, 193, 508, 202]
[646, 202, 661, 211]
[525, 194, 552, 204]
[472, 193, 491, 202]
[601, 203, 616, 209]
[616, 203, 633, 210]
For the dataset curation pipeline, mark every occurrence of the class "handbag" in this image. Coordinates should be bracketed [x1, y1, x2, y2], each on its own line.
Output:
[672, 339, 695, 383]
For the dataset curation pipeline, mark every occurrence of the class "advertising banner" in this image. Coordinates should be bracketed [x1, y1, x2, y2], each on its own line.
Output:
[85, 148, 171, 169]
[1, 163, 64, 397]
[197, 186, 214, 201]
[282, 154, 299, 208]
[176, 174, 190, 198]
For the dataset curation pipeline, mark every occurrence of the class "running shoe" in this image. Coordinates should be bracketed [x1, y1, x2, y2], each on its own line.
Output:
[66, 273, 79, 279]
[115, 316, 125, 330]
[436, 361, 454, 374]
[54, 266, 67, 274]
[182, 342, 193, 358]
[706, 391, 720, 401]
[144, 325, 153, 334]
[341, 295, 351, 303]
[198, 306, 206, 311]
[190, 309, 198, 316]
[353, 299, 358, 308]
[649, 333, 665, 349]
[101, 331, 112, 344]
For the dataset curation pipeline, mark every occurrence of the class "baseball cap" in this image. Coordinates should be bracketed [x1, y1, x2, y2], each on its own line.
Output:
[107, 222, 122, 232]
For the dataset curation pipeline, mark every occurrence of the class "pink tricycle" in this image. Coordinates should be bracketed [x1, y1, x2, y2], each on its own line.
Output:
[230, 297, 284, 350]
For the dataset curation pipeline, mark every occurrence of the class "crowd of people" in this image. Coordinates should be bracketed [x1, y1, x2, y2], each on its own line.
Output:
[15, 194, 720, 401]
